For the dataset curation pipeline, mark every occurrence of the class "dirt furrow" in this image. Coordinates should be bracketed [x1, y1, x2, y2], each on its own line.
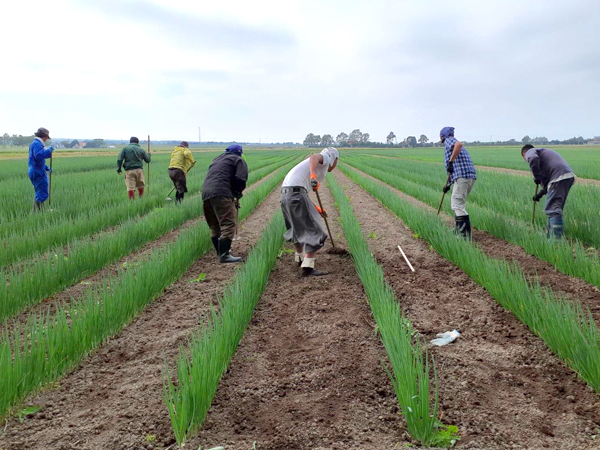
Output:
[333, 169, 600, 449]
[0, 184, 283, 450]
[189, 182, 406, 450]
[343, 165, 600, 322]
[1, 169, 280, 334]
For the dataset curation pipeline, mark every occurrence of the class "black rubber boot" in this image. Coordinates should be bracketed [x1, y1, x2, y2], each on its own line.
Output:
[547, 215, 564, 240]
[455, 215, 471, 240]
[32, 200, 44, 212]
[218, 238, 242, 263]
[301, 268, 329, 277]
[211, 237, 220, 256]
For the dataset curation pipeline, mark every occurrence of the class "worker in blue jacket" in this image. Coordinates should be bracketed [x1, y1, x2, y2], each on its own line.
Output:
[28, 127, 54, 211]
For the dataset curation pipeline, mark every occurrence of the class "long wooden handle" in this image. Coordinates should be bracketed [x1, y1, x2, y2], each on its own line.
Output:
[315, 189, 335, 248]
[49, 155, 53, 205]
[437, 173, 451, 215]
[532, 185, 539, 225]
[147, 135, 151, 194]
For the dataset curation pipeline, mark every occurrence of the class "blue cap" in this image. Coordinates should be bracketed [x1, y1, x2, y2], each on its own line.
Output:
[225, 144, 243, 156]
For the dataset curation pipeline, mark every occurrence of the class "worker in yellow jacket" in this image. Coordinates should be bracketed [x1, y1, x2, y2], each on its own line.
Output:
[168, 141, 196, 203]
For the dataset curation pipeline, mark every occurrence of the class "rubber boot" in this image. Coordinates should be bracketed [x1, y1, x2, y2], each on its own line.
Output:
[455, 215, 471, 240]
[300, 257, 328, 277]
[218, 238, 242, 263]
[547, 215, 564, 240]
[32, 200, 44, 212]
[128, 190, 135, 200]
[138, 187, 144, 198]
[211, 237, 220, 256]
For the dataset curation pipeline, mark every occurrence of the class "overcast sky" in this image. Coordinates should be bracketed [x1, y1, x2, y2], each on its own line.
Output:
[1, 0, 598, 143]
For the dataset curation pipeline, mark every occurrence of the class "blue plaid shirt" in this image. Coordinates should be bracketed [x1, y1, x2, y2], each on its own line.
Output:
[444, 137, 477, 184]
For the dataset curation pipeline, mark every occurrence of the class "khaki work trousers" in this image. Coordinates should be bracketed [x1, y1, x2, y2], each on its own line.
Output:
[203, 197, 237, 240]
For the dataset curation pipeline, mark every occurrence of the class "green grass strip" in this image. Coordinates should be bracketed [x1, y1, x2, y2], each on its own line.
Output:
[0, 164, 290, 419]
[340, 163, 600, 393]
[0, 156, 300, 324]
[163, 213, 285, 445]
[328, 175, 459, 447]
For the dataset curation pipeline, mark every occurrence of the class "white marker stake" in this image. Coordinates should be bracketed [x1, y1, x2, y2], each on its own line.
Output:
[397, 245, 415, 272]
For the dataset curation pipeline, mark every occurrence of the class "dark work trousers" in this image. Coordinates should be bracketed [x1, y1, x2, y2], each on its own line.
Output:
[203, 197, 237, 239]
[280, 186, 327, 253]
[545, 178, 575, 219]
[168, 168, 187, 193]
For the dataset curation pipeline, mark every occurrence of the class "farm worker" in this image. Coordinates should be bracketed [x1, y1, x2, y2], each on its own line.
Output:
[522, 144, 575, 239]
[116, 137, 151, 200]
[440, 127, 477, 240]
[28, 127, 54, 212]
[281, 147, 339, 276]
[202, 144, 248, 263]
[168, 141, 196, 203]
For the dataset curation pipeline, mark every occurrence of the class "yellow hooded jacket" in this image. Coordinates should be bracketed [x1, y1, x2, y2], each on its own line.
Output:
[168, 146, 196, 174]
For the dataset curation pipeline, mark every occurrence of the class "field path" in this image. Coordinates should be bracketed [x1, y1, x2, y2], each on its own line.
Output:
[190, 182, 406, 449]
[342, 165, 600, 323]
[0, 168, 281, 335]
[0, 183, 283, 450]
[332, 169, 600, 449]
[370, 154, 600, 186]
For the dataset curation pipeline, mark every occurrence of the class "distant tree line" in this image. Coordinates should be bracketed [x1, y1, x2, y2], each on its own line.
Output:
[303, 130, 432, 148]
[304, 131, 595, 148]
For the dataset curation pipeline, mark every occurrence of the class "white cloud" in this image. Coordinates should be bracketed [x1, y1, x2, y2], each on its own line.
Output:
[0, 0, 599, 142]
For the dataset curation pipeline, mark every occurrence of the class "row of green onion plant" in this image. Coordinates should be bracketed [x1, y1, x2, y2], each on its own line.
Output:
[0, 154, 296, 266]
[345, 155, 600, 249]
[0, 163, 289, 418]
[342, 157, 600, 302]
[0, 157, 301, 324]
[328, 175, 457, 447]
[340, 163, 600, 393]
[163, 212, 285, 446]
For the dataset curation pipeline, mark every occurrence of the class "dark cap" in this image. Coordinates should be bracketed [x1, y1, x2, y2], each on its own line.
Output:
[130, 136, 139, 144]
[34, 127, 50, 138]
[179, 141, 189, 148]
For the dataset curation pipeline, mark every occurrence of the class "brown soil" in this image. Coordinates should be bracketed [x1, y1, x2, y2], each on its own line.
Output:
[343, 165, 600, 322]
[333, 169, 600, 449]
[0, 184, 284, 450]
[190, 183, 406, 450]
[370, 154, 600, 187]
[0, 170, 279, 335]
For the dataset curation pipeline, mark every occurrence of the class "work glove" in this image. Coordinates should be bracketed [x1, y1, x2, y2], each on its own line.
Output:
[533, 191, 545, 202]
[534, 178, 541, 185]
[45, 165, 52, 173]
[117, 169, 122, 175]
[447, 161, 454, 174]
[48, 146, 55, 152]
[442, 184, 451, 194]
[234, 198, 240, 209]
[315, 204, 327, 218]
[310, 173, 319, 191]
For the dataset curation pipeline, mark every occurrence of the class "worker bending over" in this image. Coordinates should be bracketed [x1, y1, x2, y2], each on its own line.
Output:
[281, 147, 339, 276]
[202, 144, 248, 263]
[168, 141, 196, 203]
[522, 144, 575, 239]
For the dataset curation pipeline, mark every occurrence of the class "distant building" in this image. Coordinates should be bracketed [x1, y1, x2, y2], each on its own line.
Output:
[592, 136, 600, 145]
[108, 145, 116, 148]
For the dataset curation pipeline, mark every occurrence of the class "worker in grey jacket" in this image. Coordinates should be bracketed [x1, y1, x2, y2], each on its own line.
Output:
[522, 144, 575, 239]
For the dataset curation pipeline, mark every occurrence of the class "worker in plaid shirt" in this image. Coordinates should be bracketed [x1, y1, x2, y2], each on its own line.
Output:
[440, 126, 477, 239]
